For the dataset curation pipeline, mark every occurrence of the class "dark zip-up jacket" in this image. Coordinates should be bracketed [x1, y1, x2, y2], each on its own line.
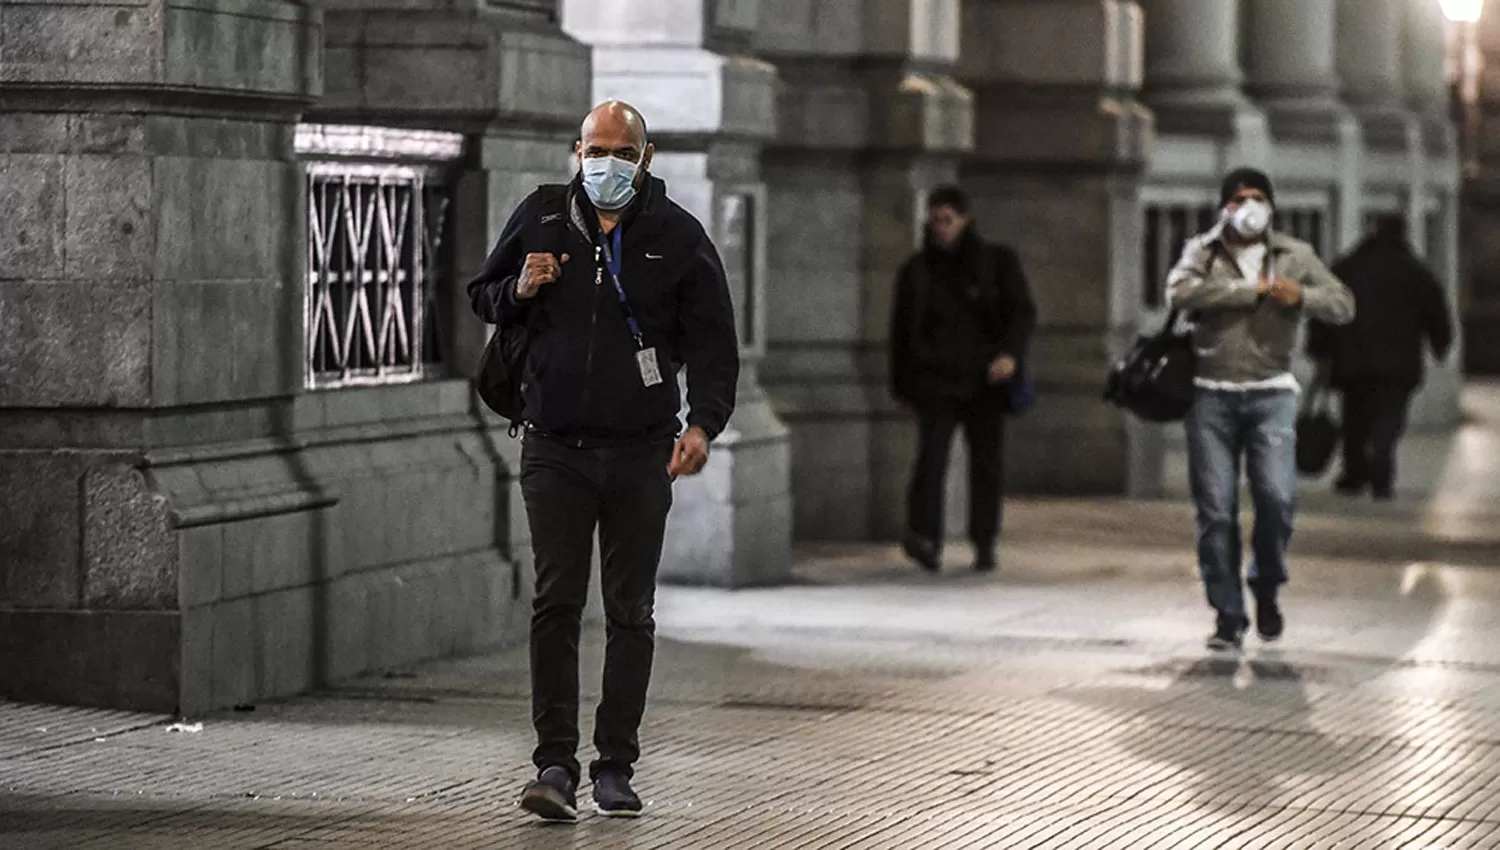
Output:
[1308, 235, 1453, 390]
[468, 175, 739, 443]
[889, 227, 1037, 405]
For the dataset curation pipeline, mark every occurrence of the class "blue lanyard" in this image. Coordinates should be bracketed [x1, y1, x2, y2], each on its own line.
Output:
[599, 226, 644, 347]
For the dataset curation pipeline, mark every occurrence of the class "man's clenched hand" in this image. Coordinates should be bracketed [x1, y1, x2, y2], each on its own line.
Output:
[515, 252, 568, 300]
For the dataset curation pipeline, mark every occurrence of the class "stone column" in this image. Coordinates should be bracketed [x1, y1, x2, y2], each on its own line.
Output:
[1137, 0, 1266, 157]
[1243, 0, 1362, 251]
[312, 0, 597, 626]
[757, 0, 973, 541]
[0, 1, 321, 711]
[1335, 0, 1409, 141]
[960, 0, 1157, 495]
[562, 0, 793, 585]
[1405, 0, 1454, 123]
[1242, 1, 1349, 134]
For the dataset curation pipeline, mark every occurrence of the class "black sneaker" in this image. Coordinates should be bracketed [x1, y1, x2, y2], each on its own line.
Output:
[592, 770, 643, 818]
[902, 534, 941, 573]
[1333, 477, 1365, 497]
[1254, 591, 1284, 643]
[973, 548, 997, 573]
[1206, 615, 1248, 651]
[520, 766, 578, 823]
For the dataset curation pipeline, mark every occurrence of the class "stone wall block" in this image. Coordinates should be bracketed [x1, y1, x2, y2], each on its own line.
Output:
[154, 155, 288, 283]
[863, 0, 958, 61]
[592, 48, 771, 137]
[0, 153, 66, 279]
[253, 585, 316, 698]
[971, 100, 1152, 168]
[0, 279, 152, 407]
[0, 2, 162, 85]
[82, 464, 176, 610]
[963, 0, 1138, 88]
[719, 55, 778, 139]
[179, 605, 214, 714]
[496, 29, 594, 122]
[708, 0, 759, 39]
[0, 113, 70, 154]
[362, 45, 490, 114]
[869, 73, 974, 153]
[65, 154, 153, 281]
[774, 75, 869, 149]
[164, 2, 319, 96]
[754, 0, 859, 55]
[0, 454, 92, 608]
[561, 0, 706, 47]
[177, 524, 224, 610]
[210, 596, 255, 708]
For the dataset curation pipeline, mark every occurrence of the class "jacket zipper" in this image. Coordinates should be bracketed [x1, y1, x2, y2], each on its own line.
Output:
[580, 244, 603, 423]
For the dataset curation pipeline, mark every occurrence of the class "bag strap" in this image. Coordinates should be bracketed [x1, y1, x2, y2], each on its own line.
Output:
[534, 184, 569, 255]
[1155, 243, 1215, 335]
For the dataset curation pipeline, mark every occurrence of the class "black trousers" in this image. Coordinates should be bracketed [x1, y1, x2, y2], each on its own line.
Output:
[906, 399, 1006, 550]
[1338, 381, 1414, 495]
[519, 433, 674, 783]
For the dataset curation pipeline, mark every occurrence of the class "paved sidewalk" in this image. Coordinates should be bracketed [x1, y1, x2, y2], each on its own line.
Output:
[5, 521, 1500, 849]
[4, 387, 1500, 849]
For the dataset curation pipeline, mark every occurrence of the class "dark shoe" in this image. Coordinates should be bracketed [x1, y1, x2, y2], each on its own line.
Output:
[1333, 477, 1366, 496]
[520, 766, 578, 823]
[1253, 590, 1284, 643]
[592, 770, 643, 818]
[902, 534, 941, 573]
[1206, 615, 1248, 651]
[973, 547, 997, 573]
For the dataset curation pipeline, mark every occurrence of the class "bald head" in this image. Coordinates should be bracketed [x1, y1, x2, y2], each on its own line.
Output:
[582, 101, 649, 149]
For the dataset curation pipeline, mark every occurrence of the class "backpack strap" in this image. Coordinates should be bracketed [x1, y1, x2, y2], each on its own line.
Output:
[534, 183, 570, 256]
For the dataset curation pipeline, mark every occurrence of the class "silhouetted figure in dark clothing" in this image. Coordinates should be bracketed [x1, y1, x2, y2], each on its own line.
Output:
[889, 186, 1037, 572]
[1309, 215, 1454, 500]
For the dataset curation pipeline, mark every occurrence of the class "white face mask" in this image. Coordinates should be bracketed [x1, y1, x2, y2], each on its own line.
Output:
[1229, 198, 1272, 238]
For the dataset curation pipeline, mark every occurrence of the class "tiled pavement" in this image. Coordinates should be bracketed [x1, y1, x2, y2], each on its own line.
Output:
[5, 388, 1500, 849]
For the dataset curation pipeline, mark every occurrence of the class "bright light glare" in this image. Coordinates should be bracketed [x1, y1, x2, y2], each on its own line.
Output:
[1440, 0, 1485, 23]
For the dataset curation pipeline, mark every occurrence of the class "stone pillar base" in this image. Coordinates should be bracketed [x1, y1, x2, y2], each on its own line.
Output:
[661, 376, 792, 587]
[0, 384, 530, 715]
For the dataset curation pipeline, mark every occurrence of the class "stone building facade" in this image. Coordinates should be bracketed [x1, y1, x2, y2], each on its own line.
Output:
[0, 0, 1460, 713]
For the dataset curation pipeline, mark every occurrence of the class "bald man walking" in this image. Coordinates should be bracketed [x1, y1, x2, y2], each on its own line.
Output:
[468, 103, 739, 822]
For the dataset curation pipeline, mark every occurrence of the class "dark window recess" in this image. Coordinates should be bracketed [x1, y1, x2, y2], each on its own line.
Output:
[1142, 203, 1219, 308]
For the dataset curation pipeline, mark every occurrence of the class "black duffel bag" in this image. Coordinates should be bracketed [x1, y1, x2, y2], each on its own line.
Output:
[1295, 374, 1339, 477]
[1103, 309, 1198, 423]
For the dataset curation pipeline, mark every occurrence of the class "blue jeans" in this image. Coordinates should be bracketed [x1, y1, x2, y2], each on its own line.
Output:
[1185, 388, 1298, 623]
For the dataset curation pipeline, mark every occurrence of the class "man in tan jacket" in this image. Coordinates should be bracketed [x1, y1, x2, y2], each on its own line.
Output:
[1167, 167, 1355, 651]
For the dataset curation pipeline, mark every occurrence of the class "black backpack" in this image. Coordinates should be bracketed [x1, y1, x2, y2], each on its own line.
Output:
[476, 184, 570, 434]
[1102, 308, 1198, 423]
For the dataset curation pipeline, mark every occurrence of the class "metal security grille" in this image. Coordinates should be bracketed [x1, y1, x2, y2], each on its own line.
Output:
[304, 163, 450, 389]
[1142, 204, 1218, 308]
[1273, 207, 1327, 257]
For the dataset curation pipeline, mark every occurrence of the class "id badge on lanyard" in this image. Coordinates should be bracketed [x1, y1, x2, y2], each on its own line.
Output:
[601, 227, 664, 388]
